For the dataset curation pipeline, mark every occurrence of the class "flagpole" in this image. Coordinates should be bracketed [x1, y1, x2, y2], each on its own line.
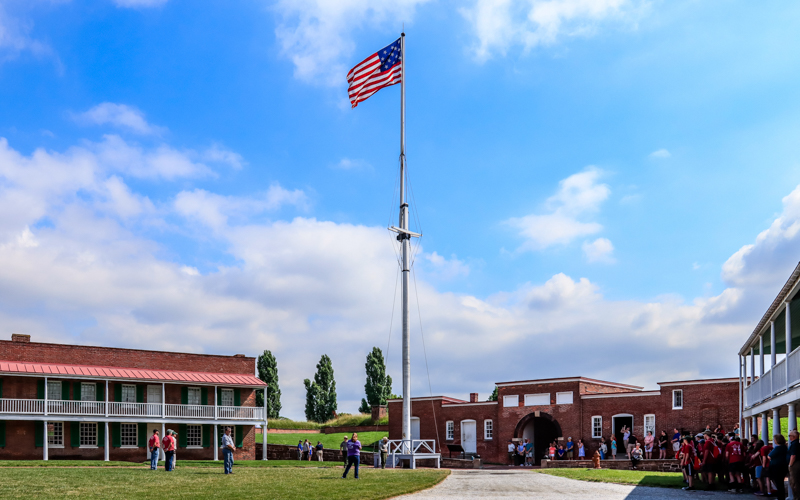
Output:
[399, 31, 412, 453]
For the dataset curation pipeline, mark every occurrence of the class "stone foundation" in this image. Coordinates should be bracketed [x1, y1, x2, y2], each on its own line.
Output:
[542, 458, 682, 473]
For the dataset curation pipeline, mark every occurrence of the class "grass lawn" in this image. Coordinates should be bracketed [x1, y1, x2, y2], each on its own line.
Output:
[0, 460, 340, 468]
[261, 431, 388, 450]
[0, 463, 448, 499]
[537, 469, 696, 489]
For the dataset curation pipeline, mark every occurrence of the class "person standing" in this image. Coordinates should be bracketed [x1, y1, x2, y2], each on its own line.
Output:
[599, 437, 607, 460]
[671, 428, 682, 459]
[644, 431, 654, 459]
[380, 437, 389, 469]
[788, 430, 800, 499]
[700, 431, 717, 490]
[726, 435, 745, 493]
[681, 436, 697, 491]
[221, 426, 236, 475]
[508, 440, 516, 464]
[316, 441, 324, 462]
[340, 436, 349, 466]
[627, 433, 638, 460]
[297, 440, 303, 461]
[622, 426, 631, 458]
[566, 437, 574, 460]
[769, 434, 789, 500]
[524, 439, 534, 466]
[611, 436, 617, 460]
[577, 439, 585, 460]
[658, 430, 668, 460]
[148, 429, 161, 470]
[342, 432, 362, 479]
[162, 430, 176, 472]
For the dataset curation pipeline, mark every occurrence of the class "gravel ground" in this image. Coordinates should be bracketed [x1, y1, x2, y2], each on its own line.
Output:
[397, 470, 738, 499]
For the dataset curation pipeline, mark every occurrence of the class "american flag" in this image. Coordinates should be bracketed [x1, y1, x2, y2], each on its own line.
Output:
[347, 38, 402, 108]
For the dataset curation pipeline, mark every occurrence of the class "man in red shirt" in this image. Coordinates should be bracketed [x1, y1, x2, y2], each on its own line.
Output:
[681, 437, 696, 491]
[701, 432, 717, 489]
[148, 429, 161, 470]
[162, 429, 176, 472]
[761, 440, 774, 496]
[725, 436, 744, 492]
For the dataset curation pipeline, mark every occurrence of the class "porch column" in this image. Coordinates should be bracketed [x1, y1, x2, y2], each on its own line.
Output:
[762, 412, 770, 443]
[43, 420, 48, 461]
[751, 347, 755, 382]
[104, 421, 110, 461]
[788, 301, 793, 390]
[760, 336, 765, 376]
[739, 355, 743, 435]
[743, 418, 750, 440]
[774, 409, 781, 438]
[263, 386, 268, 461]
[161, 383, 165, 419]
[161, 423, 166, 461]
[771, 322, 777, 368]
[752, 416, 759, 439]
[44, 376, 48, 416]
[789, 403, 797, 432]
[213, 424, 219, 461]
[214, 385, 218, 420]
[105, 380, 109, 417]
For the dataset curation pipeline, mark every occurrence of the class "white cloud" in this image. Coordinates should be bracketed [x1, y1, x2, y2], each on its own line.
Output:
[461, 0, 642, 61]
[75, 103, 165, 136]
[203, 144, 246, 170]
[334, 158, 371, 171]
[273, 0, 430, 85]
[505, 167, 609, 251]
[422, 251, 470, 280]
[582, 237, 615, 263]
[649, 148, 671, 158]
[113, 0, 169, 7]
[0, 5, 54, 64]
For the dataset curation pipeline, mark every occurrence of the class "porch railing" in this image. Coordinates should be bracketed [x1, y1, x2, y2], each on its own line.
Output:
[0, 398, 263, 420]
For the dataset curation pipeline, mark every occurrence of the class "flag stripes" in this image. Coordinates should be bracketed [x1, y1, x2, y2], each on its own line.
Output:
[347, 38, 402, 108]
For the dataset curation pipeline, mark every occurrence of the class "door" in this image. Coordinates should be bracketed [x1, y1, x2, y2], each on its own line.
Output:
[613, 415, 633, 455]
[461, 420, 477, 454]
[411, 417, 420, 441]
[147, 385, 162, 416]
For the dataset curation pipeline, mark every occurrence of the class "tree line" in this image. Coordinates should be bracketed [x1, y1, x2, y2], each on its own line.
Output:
[255, 346, 397, 423]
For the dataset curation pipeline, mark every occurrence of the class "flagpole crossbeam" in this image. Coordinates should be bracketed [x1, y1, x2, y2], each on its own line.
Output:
[388, 226, 421, 239]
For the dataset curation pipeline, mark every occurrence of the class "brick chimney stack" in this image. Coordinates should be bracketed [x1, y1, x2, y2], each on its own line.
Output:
[11, 334, 30, 343]
[470, 393, 479, 403]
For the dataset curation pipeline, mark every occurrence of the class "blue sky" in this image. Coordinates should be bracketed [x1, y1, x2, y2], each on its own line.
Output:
[2, 0, 800, 418]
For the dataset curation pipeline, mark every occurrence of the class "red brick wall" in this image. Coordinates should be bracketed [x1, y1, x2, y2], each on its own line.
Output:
[0, 340, 255, 375]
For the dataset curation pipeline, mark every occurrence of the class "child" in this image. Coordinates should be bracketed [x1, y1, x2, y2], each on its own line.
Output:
[548, 444, 556, 461]
[599, 437, 607, 460]
[557, 445, 566, 460]
[611, 436, 617, 459]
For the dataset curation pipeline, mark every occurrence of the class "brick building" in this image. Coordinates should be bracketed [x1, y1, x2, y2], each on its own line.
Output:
[0, 334, 266, 461]
[389, 376, 738, 464]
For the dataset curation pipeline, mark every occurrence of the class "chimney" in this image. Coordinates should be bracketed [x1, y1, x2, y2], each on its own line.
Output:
[470, 393, 479, 403]
[11, 333, 30, 343]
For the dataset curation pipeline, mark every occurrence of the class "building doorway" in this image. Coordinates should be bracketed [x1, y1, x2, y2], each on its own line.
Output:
[514, 412, 562, 465]
[410, 417, 420, 441]
[612, 414, 633, 458]
[461, 420, 477, 454]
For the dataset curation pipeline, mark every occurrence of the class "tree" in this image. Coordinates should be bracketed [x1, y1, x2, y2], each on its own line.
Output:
[256, 350, 282, 418]
[358, 347, 393, 414]
[488, 386, 498, 402]
[304, 354, 338, 422]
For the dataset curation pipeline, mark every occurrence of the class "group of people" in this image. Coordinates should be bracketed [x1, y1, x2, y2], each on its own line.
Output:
[146, 426, 237, 474]
[296, 439, 324, 461]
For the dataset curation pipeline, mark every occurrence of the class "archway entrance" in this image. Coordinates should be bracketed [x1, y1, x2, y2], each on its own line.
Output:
[514, 412, 562, 465]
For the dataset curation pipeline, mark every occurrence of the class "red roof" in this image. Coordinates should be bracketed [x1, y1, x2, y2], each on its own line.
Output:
[0, 360, 265, 387]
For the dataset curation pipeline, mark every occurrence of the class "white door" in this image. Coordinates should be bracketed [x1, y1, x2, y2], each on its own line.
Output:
[411, 417, 421, 441]
[461, 420, 477, 453]
[147, 385, 162, 416]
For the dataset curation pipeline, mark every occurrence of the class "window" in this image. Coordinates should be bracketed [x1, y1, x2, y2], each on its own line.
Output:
[592, 416, 602, 438]
[80, 422, 97, 447]
[47, 381, 62, 400]
[484, 420, 493, 440]
[644, 415, 656, 437]
[524, 393, 550, 406]
[121, 423, 137, 447]
[187, 425, 202, 447]
[81, 383, 96, 402]
[556, 392, 574, 405]
[121, 384, 136, 403]
[221, 388, 234, 406]
[502, 395, 519, 407]
[446, 421, 454, 440]
[672, 390, 683, 410]
[187, 387, 202, 406]
[48, 422, 64, 447]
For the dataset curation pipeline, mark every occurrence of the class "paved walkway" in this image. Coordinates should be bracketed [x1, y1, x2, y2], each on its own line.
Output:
[399, 470, 736, 499]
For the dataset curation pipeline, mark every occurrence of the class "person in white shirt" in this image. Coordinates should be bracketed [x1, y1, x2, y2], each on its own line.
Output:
[221, 427, 236, 474]
[507, 441, 515, 464]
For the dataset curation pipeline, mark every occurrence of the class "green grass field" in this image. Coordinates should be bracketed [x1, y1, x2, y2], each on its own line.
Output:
[260, 431, 388, 450]
[0, 461, 448, 499]
[0, 460, 339, 468]
[537, 469, 699, 489]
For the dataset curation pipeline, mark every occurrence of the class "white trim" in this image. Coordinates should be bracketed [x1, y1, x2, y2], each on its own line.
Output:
[556, 391, 574, 405]
[658, 379, 739, 387]
[186, 446, 204, 450]
[120, 446, 139, 449]
[48, 445, 65, 449]
[502, 395, 519, 408]
[495, 378, 642, 390]
[524, 393, 550, 406]
[582, 391, 661, 399]
[79, 446, 99, 449]
[445, 421, 454, 440]
[0, 415, 263, 425]
[387, 397, 463, 403]
[591, 416, 602, 439]
[483, 419, 493, 440]
[672, 389, 683, 410]
[442, 401, 498, 407]
[0, 372, 264, 388]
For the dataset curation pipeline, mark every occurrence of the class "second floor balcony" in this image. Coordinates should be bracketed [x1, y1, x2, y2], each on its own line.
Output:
[0, 398, 264, 420]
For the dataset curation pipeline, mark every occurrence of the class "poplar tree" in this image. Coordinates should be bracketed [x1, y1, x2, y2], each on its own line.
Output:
[304, 354, 337, 422]
[359, 347, 393, 414]
[256, 350, 282, 418]
[488, 387, 498, 402]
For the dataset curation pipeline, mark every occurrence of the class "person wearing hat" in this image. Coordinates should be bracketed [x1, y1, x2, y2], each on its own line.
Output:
[162, 429, 176, 472]
[340, 436, 349, 466]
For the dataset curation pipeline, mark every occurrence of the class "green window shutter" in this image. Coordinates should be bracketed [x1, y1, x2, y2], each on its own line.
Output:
[71, 422, 80, 447]
[114, 383, 122, 402]
[0, 420, 5, 447]
[181, 387, 188, 405]
[179, 424, 187, 448]
[234, 389, 241, 407]
[111, 422, 121, 447]
[73, 382, 81, 401]
[37, 380, 44, 399]
[201, 387, 208, 406]
[216, 387, 221, 405]
[136, 385, 144, 403]
[0, 378, 3, 398]
[97, 423, 105, 448]
[34, 421, 44, 447]
[202, 425, 210, 447]
[138, 423, 147, 448]
[96, 382, 104, 402]
[235, 426, 243, 448]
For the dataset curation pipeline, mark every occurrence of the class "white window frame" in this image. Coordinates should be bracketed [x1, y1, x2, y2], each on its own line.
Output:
[592, 416, 602, 439]
[484, 420, 493, 440]
[187, 387, 202, 406]
[524, 393, 550, 406]
[47, 380, 62, 401]
[81, 382, 96, 402]
[80, 422, 98, 448]
[186, 424, 203, 448]
[48, 422, 64, 448]
[672, 389, 683, 410]
[120, 423, 138, 448]
[644, 414, 656, 437]
[446, 421, 454, 441]
[220, 388, 234, 407]
[502, 395, 519, 408]
[121, 384, 136, 403]
[556, 391, 574, 405]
